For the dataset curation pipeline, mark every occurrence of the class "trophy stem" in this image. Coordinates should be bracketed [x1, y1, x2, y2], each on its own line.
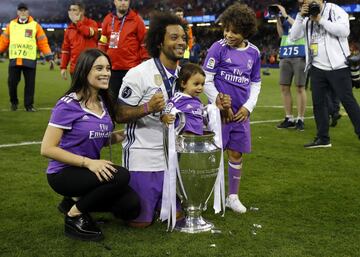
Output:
[175, 207, 214, 233]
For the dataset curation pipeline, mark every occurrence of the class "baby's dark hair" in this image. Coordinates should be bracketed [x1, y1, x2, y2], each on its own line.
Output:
[220, 3, 257, 39]
[176, 63, 205, 92]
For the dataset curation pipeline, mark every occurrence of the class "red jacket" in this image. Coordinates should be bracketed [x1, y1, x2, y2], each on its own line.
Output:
[61, 16, 98, 73]
[98, 9, 149, 70]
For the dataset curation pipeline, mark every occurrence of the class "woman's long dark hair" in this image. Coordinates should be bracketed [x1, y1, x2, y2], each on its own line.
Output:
[64, 48, 116, 122]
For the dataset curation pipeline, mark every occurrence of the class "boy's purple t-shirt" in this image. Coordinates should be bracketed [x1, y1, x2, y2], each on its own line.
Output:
[167, 92, 203, 135]
[203, 39, 261, 112]
[46, 93, 114, 174]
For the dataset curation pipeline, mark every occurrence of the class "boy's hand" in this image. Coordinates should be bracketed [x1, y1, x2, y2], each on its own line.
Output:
[233, 106, 249, 122]
[216, 93, 232, 110]
[160, 114, 175, 126]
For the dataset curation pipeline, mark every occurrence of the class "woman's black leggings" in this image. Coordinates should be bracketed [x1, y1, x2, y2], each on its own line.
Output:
[47, 165, 140, 220]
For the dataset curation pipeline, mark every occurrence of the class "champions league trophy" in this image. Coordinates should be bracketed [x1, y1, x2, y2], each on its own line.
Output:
[162, 106, 224, 233]
[175, 131, 221, 233]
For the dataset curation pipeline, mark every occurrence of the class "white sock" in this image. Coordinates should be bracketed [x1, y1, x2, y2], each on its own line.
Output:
[286, 115, 294, 122]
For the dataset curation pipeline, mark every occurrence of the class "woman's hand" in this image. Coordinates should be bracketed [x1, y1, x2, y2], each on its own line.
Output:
[84, 158, 118, 182]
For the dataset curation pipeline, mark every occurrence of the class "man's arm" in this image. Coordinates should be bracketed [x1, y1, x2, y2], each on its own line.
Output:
[316, 6, 349, 38]
[289, 13, 306, 42]
[60, 31, 70, 79]
[116, 92, 165, 123]
[36, 24, 54, 65]
[275, 5, 296, 38]
[0, 24, 10, 53]
[76, 18, 98, 38]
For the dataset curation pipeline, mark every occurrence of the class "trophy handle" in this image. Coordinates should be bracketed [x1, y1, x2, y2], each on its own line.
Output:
[175, 112, 186, 135]
[163, 125, 169, 168]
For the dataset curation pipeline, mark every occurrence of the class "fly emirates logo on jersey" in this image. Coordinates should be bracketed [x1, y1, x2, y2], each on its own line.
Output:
[220, 68, 249, 85]
[89, 124, 111, 139]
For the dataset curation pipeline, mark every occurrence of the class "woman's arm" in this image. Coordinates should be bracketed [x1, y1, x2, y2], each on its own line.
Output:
[40, 126, 117, 181]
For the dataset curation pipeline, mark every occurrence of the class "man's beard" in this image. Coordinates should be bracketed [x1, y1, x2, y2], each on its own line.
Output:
[162, 48, 183, 62]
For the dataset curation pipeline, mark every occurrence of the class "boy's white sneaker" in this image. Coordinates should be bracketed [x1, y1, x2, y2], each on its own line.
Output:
[225, 194, 247, 213]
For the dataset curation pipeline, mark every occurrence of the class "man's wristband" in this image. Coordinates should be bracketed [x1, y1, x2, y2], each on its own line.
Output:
[144, 102, 149, 114]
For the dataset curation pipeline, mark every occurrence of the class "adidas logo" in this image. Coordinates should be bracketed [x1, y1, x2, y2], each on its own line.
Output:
[82, 115, 90, 120]
[225, 58, 232, 63]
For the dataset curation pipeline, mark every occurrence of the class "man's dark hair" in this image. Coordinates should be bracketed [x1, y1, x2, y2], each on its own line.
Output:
[145, 12, 188, 58]
[69, 1, 85, 11]
[174, 7, 184, 13]
[220, 3, 257, 39]
[65, 49, 115, 122]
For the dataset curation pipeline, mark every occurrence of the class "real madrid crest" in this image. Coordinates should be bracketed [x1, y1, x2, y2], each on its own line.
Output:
[154, 74, 163, 86]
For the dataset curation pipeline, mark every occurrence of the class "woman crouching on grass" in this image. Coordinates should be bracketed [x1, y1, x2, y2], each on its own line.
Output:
[41, 48, 140, 241]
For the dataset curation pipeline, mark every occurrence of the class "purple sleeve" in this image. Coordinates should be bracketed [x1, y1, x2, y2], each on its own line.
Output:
[250, 50, 261, 83]
[49, 99, 78, 129]
[202, 41, 221, 73]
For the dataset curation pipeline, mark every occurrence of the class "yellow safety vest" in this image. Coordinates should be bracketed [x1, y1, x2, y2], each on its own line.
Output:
[9, 20, 37, 60]
[183, 46, 190, 59]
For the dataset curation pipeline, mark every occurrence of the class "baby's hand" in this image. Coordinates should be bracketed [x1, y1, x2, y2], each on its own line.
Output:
[160, 114, 175, 126]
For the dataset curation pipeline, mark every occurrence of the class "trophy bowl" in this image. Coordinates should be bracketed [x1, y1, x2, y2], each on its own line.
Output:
[175, 131, 221, 233]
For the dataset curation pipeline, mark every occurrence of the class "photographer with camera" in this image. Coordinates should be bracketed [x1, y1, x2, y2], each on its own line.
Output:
[289, 0, 360, 148]
[272, 0, 308, 131]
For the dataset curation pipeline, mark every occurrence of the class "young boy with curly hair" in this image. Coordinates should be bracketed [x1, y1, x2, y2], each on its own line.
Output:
[203, 3, 262, 213]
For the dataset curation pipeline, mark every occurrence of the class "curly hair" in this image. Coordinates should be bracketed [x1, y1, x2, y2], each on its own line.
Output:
[220, 3, 257, 39]
[145, 11, 188, 58]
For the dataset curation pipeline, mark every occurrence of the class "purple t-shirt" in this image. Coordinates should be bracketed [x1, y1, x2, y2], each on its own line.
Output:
[203, 39, 261, 112]
[167, 92, 203, 135]
[46, 93, 114, 174]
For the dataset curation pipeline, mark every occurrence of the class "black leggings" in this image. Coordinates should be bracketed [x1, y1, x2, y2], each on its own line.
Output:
[47, 165, 140, 220]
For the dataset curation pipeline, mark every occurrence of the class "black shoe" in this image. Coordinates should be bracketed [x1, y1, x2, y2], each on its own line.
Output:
[295, 120, 304, 131]
[330, 113, 342, 127]
[304, 138, 332, 149]
[58, 197, 76, 215]
[25, 105, 37, 112]
[10, 103, 18, 111]
[65, 214, 104, 241]
[277, 117, 296, 129]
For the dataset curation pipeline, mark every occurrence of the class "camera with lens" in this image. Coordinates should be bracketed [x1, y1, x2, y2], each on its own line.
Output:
[306, 1, 321, 17]
[268, 0, 297, 16]
[346, 54, 360, 89]
[268, 5, 280, 16]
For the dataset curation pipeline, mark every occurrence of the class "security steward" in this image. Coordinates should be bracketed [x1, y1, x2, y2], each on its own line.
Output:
[0, 3, 54, 112]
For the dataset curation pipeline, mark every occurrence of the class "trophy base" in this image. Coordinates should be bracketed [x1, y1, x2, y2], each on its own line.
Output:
[175, 215, 214, 233]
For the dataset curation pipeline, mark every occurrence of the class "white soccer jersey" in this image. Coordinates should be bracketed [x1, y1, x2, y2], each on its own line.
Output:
[118, 58, 179, 171]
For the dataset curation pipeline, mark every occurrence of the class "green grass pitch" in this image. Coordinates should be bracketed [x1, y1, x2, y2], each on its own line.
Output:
[0, 61, 360, 257]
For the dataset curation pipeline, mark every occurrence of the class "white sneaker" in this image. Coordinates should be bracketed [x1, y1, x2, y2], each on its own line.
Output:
[225, 194, 247, 213]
